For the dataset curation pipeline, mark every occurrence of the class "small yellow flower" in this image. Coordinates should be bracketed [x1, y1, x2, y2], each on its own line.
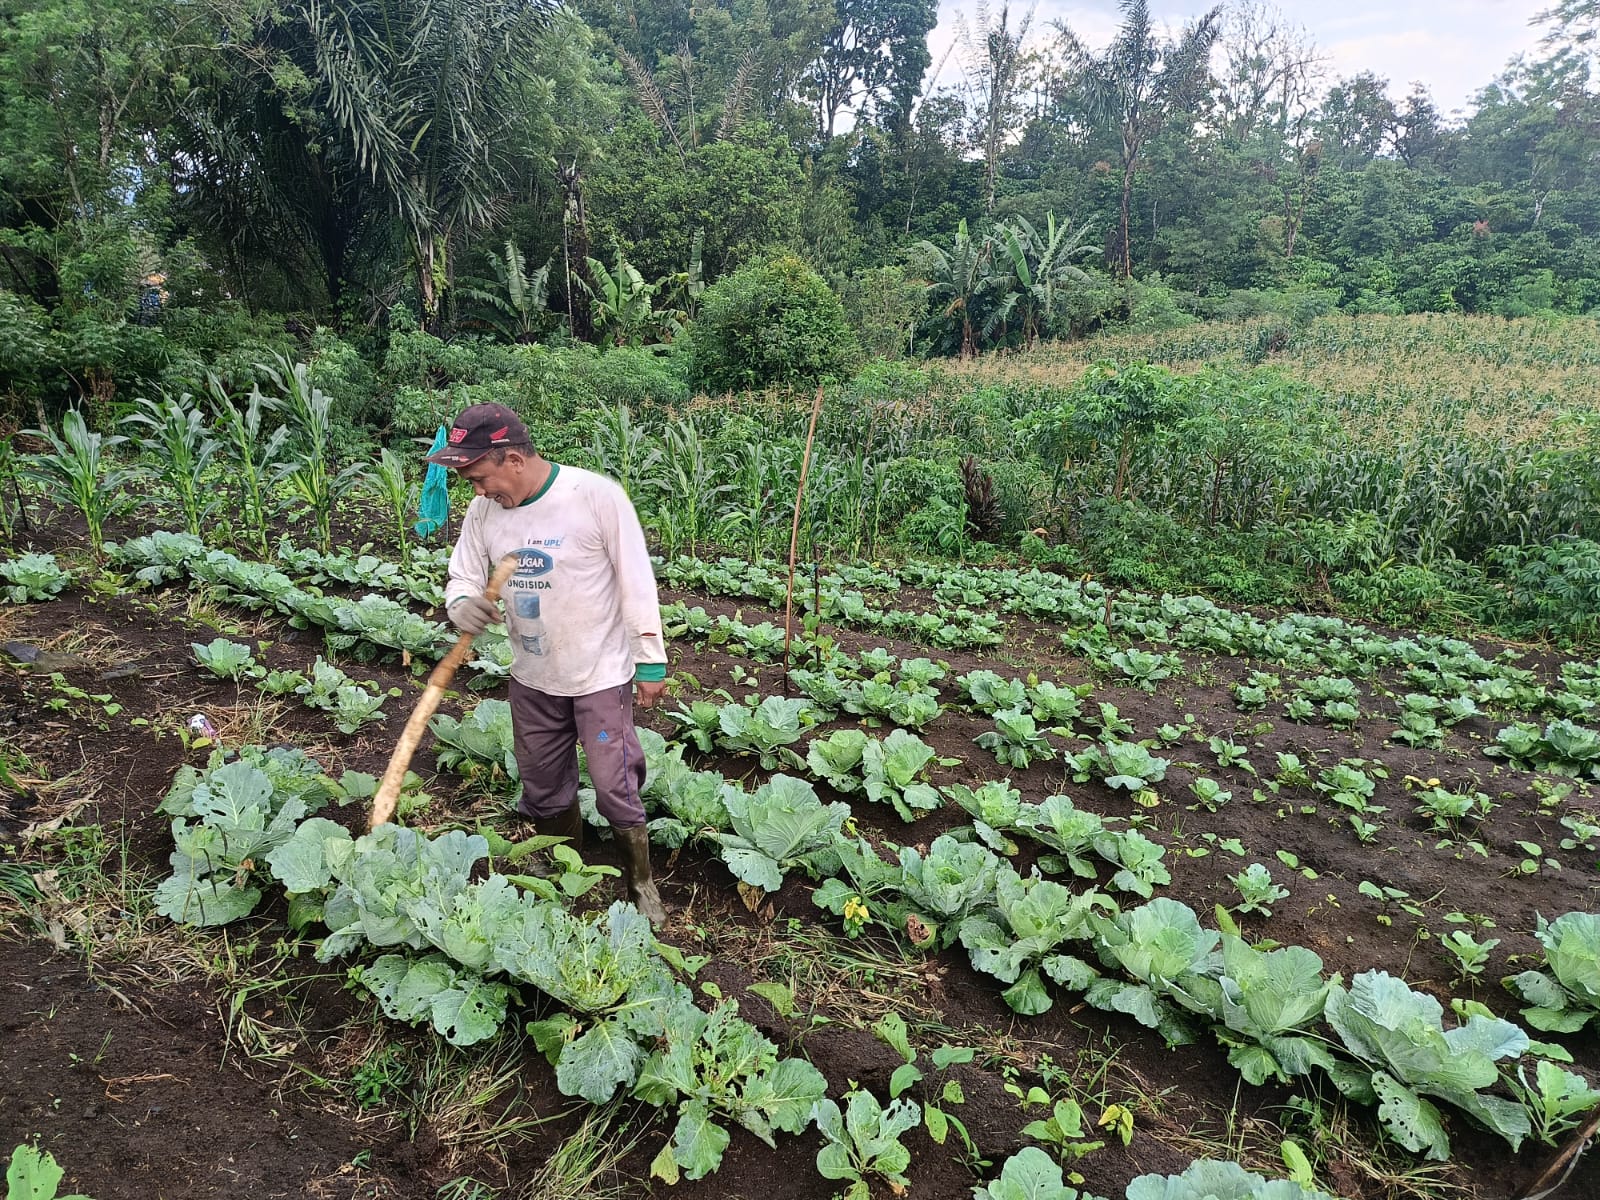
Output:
[1426, 778, 1441, 788]
[843, 897, 869, 924]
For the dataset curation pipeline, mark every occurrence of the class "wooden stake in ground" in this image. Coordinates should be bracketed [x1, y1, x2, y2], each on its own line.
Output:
[1516, 1105, 1600, 1200]
[782, 386, 826, 687]
[369, 553, 519, 831]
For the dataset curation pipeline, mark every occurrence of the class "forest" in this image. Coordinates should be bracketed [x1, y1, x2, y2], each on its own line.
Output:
[6, 0, 1600, 413]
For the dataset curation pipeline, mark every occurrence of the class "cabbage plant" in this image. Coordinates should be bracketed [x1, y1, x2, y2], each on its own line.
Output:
[714, 775, 848, 891]
[1506, 911, 1600, 1033]
[1126, 1158, 1340, 1200]
[1324, 970, 1530, 1159]
[0, 552, 70, 602]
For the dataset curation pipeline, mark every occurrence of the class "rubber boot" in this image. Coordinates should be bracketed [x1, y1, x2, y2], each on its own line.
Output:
[615, 825, 667, 925]
[530, 802, 583, 854]
[520, 803, 582, 876]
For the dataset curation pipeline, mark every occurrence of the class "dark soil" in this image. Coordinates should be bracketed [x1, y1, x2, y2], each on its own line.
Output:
[2, 517, 1599, 1200]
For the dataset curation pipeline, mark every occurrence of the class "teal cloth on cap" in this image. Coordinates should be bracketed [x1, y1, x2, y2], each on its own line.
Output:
[414, 424, 451, 537]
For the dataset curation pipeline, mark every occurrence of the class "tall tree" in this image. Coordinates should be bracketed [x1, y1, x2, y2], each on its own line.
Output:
[1389, 83, 1450, 169]
[958, 2, 1034, 215]
[0, 0, 197, 307]
[1213, 0, 1323, 144]
[1536, 0, 1600, 69]
[1313, 72, 1396, 171]
[1059, 0, 1221, 277]
[803, 0, 938, 139]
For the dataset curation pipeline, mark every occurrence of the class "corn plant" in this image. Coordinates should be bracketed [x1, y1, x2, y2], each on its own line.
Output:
[718, 437, 781, 561]
[371, 448, 418, 568]
[654, 416, 730, 559]
[22, 409, 138, 557]
[589, 403, 661, 498]
[266, 356, 361, 553]
[122, 390, 220, 538]
[207, 375, 287, 557]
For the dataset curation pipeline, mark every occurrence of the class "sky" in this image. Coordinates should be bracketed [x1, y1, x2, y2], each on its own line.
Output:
[929, 0, 1548, 119]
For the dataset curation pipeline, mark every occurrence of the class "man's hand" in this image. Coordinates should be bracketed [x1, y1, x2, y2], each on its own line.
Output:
[447, 594, 500, 636]
[635, 679, 667, 709]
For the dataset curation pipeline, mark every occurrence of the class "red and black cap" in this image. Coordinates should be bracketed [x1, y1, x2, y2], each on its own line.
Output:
[424, 403, 530, 467]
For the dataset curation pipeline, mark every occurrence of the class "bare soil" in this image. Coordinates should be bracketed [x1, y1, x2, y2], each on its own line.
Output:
[2, 522, 1598, 1200]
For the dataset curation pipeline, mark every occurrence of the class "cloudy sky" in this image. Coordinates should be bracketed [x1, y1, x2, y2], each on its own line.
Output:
[929, 0, 1547, 118]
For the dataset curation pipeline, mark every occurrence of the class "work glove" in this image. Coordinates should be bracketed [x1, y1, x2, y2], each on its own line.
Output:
[447, 594, 500, 636]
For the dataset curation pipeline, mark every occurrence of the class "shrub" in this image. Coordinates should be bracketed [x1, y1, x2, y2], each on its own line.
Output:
[687, 255, 858, 394]
[1332, 560, 1493, 630]
[841, 265, 927, 359]
[1487, 538, 1600, 641]
[547, 345, 689, 413]
[307, 327, 381, 428]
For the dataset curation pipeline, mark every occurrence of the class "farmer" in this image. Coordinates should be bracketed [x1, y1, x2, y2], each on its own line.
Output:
[428, 402, 669, 924]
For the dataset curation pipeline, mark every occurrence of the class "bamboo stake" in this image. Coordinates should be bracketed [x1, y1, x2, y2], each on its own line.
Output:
[369, 553, 519, 831]
[1517, 1104, 1600, 1200]
[782, 386, 826, 687]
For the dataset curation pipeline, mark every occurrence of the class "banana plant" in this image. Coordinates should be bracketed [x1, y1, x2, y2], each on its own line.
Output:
[996, 212, 1097, 346]
[581, 250, 656, 346]
[909, 219, 993, 358]
[455, 240, 551, 342]
[652, 230, 705, 341]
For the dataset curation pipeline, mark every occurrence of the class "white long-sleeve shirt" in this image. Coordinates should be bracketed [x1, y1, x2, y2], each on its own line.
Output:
[444, 464, 667, 696]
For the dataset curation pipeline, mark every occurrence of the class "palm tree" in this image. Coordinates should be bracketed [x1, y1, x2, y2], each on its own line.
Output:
[1059, 0, 1220, 278]
[958, 2, 1035, 215]
[273, 0, 563, 318]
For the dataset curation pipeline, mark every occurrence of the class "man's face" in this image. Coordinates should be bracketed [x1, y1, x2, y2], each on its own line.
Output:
[459, 452, 527, 508]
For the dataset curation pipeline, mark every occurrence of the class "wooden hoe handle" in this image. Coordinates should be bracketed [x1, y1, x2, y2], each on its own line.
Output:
[369, 553, 520, 831]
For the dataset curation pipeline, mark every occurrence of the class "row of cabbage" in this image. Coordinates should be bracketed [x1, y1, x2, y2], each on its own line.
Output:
[61, 535, 1600, 733]
[107, 532, 457, 663]
[418, 700, 1600, 1165]
[661, 601, 1600, 785]
[152, 745, 1351, 1199]
[662, 554, 1600, 719]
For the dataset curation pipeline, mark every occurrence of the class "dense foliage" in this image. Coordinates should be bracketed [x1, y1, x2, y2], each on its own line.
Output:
[8, 0, 1600, 416]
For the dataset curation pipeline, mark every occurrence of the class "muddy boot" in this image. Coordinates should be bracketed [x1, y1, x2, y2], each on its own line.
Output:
[530, 803, 584, 854]
[518, 803, 582, 875]
[615, 825, 667, 925]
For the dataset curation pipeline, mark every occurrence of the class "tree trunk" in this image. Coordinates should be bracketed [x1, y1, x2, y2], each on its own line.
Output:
[1113, 427, 1134, 500]
[1119, 163, 1135, 278]
[560, 160, 594, 342]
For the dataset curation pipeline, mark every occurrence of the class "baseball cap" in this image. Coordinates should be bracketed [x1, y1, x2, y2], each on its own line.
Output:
[424, 403, 531, 467]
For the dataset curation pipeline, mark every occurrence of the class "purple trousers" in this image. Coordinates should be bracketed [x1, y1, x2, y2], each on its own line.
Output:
[508, 679, 647, 829]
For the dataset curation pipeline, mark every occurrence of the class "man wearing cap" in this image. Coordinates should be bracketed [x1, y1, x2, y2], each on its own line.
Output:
[427, 403, 669, 924]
